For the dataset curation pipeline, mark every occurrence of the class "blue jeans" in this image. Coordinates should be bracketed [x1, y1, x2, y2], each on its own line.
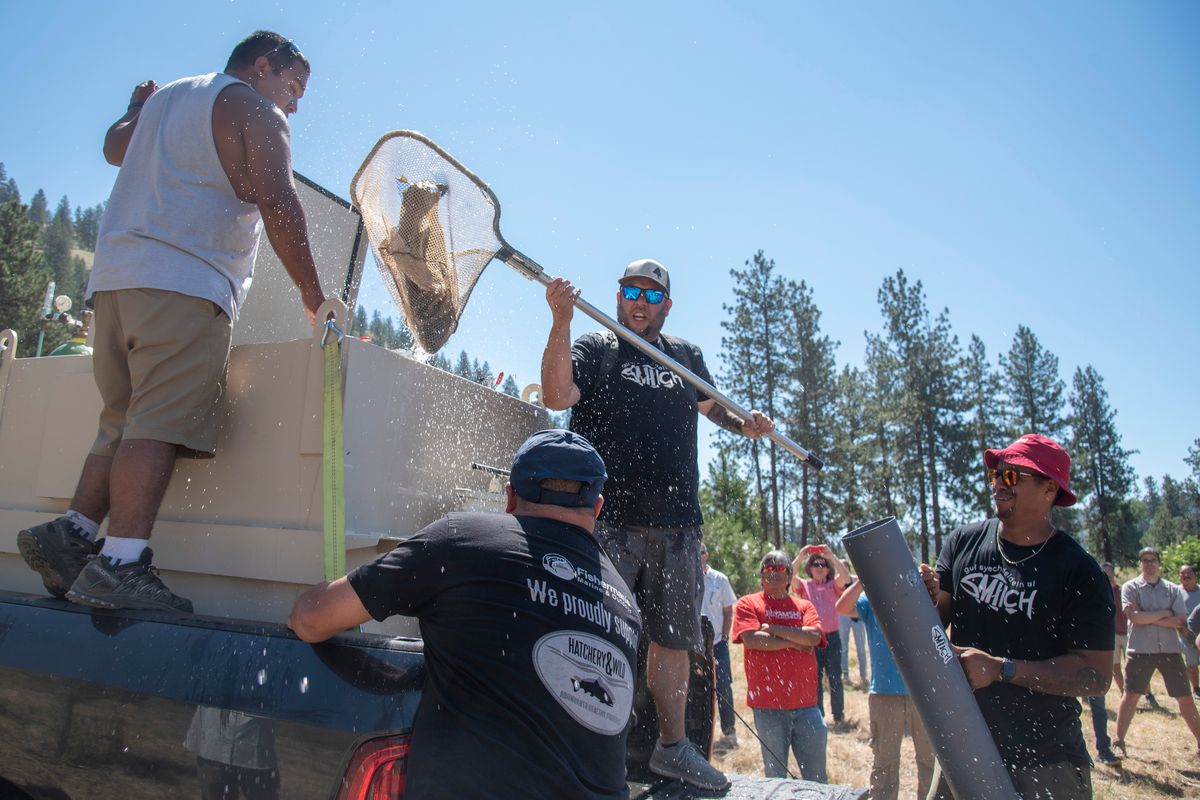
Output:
[1085, 694, 1111, 754]
[840, 614, 868, 683]
[713, 640, 736, 735]
[815, 630, 844, 720]
[752, 706, 827, 782]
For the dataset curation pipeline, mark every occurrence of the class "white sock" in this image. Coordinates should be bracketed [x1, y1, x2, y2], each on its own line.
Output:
[100, 536, 148, 566]
[64, 509, 100, 541]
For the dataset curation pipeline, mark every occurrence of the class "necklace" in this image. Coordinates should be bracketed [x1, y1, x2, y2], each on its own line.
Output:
[995, 524, 1056, 566]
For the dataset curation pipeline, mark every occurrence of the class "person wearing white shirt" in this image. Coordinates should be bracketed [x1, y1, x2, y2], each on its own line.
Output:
[701, 544, 739, 753]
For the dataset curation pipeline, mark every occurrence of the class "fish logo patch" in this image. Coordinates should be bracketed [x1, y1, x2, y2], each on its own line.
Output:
[534, 631, 633, 735]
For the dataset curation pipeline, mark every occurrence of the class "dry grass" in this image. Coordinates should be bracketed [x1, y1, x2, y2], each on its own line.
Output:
[711, 649, 1200, 798]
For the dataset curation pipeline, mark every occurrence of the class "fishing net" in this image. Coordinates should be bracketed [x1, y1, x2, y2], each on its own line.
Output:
[350, 132, 505, 352]
[350, 131, 823, 468]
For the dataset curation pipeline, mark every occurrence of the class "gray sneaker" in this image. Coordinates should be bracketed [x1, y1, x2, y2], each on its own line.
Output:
[17, 517, 101, 598]
[649, 737, 731, 792]
[66, 549, 193, 613]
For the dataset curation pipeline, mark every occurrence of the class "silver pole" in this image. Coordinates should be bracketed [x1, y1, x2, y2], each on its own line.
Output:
[503, 249, 823, 471]
[841, 517, 1019, 800]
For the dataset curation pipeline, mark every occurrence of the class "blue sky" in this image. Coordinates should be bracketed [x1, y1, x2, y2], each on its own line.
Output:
[2, 2, 1197, 492]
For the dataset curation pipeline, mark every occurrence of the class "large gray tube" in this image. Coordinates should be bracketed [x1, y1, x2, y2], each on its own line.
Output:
[842, 517, 1018, 800]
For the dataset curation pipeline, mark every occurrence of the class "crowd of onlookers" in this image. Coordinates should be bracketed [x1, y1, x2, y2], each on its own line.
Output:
[702, 543, 1200, 799]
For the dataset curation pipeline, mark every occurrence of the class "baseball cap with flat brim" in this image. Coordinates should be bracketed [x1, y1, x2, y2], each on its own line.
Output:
[984, 433, 1077, 507]
[619, 259, 670, 294]
[510, 429, 607, 508]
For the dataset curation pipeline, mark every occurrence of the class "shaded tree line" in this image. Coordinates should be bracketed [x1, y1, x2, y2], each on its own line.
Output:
[0, 162, 526, 398]
[703, 250, 1194, 592]
[0, 163, 105, 356]
[347, 303, 520, 397]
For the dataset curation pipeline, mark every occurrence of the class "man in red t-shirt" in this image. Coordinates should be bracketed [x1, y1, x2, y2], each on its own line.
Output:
[733, 550, 828, 782]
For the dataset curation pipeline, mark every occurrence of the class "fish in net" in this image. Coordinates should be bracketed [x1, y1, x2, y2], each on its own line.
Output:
[351, 133, 502, 353]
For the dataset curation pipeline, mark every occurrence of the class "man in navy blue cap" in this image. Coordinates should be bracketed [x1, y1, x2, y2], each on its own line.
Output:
[290, 429, 642, 800]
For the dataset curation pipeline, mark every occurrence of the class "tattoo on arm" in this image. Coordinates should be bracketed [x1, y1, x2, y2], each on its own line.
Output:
[706, 404, 744, 435]
[1017, 655, 1111, 697]
[1072, 665, 1108, 696]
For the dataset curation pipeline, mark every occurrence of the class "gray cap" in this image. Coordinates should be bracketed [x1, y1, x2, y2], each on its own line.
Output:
[619, 259, 670, 294]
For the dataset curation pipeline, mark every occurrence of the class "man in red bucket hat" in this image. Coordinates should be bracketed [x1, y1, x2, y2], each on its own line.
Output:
[920, 434, 1114, 799]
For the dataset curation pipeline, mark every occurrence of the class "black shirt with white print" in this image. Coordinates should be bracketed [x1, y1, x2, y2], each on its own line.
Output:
[936, 518, 1115, 771]
[348, 512, 641, 800]
[569, 331, 712, 528]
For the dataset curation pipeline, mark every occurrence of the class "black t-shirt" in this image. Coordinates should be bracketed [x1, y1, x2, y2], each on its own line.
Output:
[348, 512, 642, 800]
[936, 519, 1115, 770]
[569, 331, 712, 527]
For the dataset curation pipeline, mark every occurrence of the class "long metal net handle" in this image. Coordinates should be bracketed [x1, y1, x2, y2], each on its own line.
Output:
[499, 247, 824, 471]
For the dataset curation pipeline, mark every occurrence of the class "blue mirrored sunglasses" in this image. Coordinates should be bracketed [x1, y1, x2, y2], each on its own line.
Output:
[621, 285, 666, 304]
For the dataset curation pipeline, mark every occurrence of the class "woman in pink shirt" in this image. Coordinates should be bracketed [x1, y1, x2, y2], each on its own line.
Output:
[792, 544, 851, 723]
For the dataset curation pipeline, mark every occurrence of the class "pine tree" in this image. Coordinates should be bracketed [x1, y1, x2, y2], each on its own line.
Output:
[0, 163, 19, 204]
[42, 196, 84, 302]
[369, 309, 387, 346]
[718, 251, 792, 545]
[455, 350, 472, 379]
[873, 271, 940, 562]
[73, 202, 105, 251]
[1000, 325, 1066, 440]
[27, 190, 49, 226]
[959, 335, 1007, 515]
[388, 316, 414, 351]
[351, 305, 369, 338]
[0, 200, 53, 357]
[827, 366, 871, 533]
[1069, 365, 1136, 561]
[863, 334, 903, 524]
[501, 375, 520, 397]
[780, 278, 837, 545]
[699, 446, 769, 593]
[1186, 439, 1200, 483]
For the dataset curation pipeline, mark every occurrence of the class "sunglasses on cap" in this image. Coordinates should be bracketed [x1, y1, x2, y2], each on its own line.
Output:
[987, 468, 1049, 488]
[761, 564, 789, 574]
[620, 285, 667, 304]
[263, 40, 306, 63]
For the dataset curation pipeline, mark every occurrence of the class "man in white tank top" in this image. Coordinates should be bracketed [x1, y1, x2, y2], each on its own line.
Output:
[18, 31, 326, 614]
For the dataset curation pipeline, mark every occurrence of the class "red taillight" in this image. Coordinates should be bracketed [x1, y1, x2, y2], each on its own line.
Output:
[336, 735, 410, 800]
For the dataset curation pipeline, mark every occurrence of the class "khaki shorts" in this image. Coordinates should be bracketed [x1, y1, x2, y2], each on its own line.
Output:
[1113, 634, 1126, 666]
[90, 289, 232, 459]
[596, 523, 703, 650]
[1125, 652, 1191, 698]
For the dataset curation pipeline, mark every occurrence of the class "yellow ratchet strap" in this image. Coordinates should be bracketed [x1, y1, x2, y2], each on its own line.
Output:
[321, 319, 346, 582]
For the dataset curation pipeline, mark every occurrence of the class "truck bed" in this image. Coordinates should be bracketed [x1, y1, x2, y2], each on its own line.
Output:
[0, 593, 423, 799]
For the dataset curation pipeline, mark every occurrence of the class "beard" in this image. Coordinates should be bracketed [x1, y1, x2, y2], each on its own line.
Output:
[616, 301, 668, 341]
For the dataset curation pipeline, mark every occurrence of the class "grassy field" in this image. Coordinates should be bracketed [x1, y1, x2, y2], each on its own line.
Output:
[710, 648, 1200, 798]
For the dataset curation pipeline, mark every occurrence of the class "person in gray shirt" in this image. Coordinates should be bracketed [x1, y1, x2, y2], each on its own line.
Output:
[1179, 564, 1200, 698]
[1114, 547, 1200, 757]
[18, 31, 325, 614]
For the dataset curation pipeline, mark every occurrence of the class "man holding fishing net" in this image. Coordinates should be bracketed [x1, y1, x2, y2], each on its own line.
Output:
[541, 259, 773, 792]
